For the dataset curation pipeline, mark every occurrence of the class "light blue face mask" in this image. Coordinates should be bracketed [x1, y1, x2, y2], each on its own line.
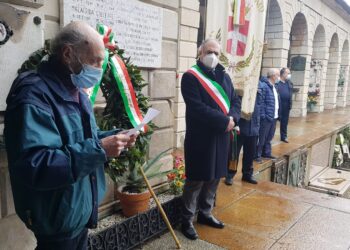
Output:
[70, 63, 103, 89]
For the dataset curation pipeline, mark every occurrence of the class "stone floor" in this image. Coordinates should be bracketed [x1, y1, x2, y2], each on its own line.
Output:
[143, 107, 350, 250]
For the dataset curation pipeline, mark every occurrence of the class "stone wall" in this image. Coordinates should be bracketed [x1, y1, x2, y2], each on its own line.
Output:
[262, 0, 350, 117]
[174, 0, 200, 148]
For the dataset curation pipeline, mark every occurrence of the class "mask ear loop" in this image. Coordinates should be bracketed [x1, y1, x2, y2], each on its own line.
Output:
[68, 47, 84, 75]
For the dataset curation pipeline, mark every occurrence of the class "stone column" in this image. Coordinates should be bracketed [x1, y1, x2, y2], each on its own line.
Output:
[174, 0, 200, 149]
[324, 38, 341, 109]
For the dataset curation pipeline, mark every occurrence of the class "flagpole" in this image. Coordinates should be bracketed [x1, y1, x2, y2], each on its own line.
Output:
[139, 166, 182, 249]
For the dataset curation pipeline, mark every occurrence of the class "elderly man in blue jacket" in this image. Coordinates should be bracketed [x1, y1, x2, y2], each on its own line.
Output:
[4, 21, 138, 250]
[256, 68, 281, 163]
[225, 81, 263, 185]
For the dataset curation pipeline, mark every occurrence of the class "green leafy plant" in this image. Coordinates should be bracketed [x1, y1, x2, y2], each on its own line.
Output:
[118, 148, 172, 193]
[96, 46, 157, 184]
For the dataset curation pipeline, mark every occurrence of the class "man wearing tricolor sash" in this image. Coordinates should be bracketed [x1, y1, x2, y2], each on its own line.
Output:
[181, 38, 241, 240]
[4, 22, 138, 249]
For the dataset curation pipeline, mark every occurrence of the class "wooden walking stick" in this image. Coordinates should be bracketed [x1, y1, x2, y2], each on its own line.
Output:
[139, 167, 182, 249]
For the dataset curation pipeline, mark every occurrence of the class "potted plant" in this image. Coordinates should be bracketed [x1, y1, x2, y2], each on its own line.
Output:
[307, 89, 319, 112]
[114, 148, 172, 217]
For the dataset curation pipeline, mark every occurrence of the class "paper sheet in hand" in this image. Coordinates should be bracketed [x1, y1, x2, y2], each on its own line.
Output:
[126, 108, 160, 136]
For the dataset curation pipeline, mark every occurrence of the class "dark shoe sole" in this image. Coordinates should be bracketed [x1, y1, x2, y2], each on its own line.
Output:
[181, 226, 198, 240]
[242, 178, 258, 184]
[197, 220, 225, 229]
[224, 179, 233, 186]
[197, 214, 225, 229]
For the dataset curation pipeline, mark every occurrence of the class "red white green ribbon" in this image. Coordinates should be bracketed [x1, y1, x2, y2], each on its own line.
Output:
[90, 23, 146, 131]
[188, 65, 230, 114]
[109, 55, 145, 130]
[233, 0, 246, 25]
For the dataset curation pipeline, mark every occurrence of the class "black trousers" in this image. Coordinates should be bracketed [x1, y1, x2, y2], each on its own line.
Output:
[227, 135, 257, 179]
[257, 119, 277, 158]
[35, 228, 88, 250]
[280, 102, 290, 140]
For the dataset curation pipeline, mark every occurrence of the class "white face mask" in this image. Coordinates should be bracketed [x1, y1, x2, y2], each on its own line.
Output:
[202, 53, 219, 69]
[286, 74, 291, 80]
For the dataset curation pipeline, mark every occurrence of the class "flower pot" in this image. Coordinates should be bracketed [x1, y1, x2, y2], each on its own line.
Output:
[116, 186, 151, 217]
[307, 103, 317, 112]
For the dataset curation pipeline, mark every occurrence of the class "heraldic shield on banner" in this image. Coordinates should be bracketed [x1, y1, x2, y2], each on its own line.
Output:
[206, 0, 267, 119]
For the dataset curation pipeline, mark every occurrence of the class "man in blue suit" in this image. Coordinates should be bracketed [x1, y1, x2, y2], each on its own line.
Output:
[256, 68, 281, 163]
[276, 67, 293, 143]
[225, 81, 263, 185]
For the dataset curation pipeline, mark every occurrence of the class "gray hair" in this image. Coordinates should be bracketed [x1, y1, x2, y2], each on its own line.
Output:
[266, 68, 278, 79]
[50, 22, 89, 57]
[198, 38, 221, 57]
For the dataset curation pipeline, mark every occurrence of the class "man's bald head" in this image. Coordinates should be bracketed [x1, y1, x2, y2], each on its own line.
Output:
[51, 21, 105, 73]
[266, 68, 280, 84]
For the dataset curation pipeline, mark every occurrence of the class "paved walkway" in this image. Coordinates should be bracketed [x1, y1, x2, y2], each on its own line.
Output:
[143, 107, 350, 249]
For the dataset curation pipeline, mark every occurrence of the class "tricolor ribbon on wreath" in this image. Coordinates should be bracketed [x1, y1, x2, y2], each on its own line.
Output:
[90, 24, 147, 132]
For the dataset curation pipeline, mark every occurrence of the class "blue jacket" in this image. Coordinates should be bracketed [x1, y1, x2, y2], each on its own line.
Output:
[4, 58, 117, 241]
[275, 79, 293, 110]
[259, 76, 281, 122]
[239, 81, 263, 136]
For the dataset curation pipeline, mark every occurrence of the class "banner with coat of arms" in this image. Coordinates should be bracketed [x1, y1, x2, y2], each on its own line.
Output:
[206, 0, 267, 119]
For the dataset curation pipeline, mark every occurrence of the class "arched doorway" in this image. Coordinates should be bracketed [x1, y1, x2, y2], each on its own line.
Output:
[261, 0, 285, 75]
[307, 24, 326, 113]
[338, 40, 349, 107]
[324, 33, 340, 109]
[288, 12, 309, 117]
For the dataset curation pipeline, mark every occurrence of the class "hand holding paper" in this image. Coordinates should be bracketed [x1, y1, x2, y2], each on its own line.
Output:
[126, 108, 160, 136]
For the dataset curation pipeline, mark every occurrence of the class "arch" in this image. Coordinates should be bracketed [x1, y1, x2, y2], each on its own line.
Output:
[324, 33, 340, 109]
[307, 24, 327, 113]
[339, 39, 350, 107]
[288, 12, 309, 117]
[288, 12, 309, 61]
[261, 0, 285, 75]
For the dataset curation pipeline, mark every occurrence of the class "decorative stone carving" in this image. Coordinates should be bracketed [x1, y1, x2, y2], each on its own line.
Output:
[88, 197, 182, 250]
[271, 157, 288, 184]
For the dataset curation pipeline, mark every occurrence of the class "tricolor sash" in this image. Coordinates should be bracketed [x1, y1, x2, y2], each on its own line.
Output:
[187, 65, 230, 114]
[90, 24, 146, 132]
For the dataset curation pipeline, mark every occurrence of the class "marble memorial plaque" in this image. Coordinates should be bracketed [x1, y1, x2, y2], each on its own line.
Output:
[291, 56, 306, 71]
[61, 0, 163, 68]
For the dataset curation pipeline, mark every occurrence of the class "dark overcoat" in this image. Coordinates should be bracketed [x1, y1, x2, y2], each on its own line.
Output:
[239, 81, 264, 137]
[181, 61, 241, 181]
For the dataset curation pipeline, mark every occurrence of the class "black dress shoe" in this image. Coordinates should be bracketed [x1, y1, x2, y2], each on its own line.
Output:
[255, 157, 263, 163]
[281, 139, 289, 143]
[225, 178, 233, 186]
[197, 213, 225, 229]
[262, 155, 276, 159]
[181, 222, 198, 240]
[242, 176, 258, 184]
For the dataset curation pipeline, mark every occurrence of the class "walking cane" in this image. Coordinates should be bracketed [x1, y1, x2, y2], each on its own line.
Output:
[139, 166, 182, 249]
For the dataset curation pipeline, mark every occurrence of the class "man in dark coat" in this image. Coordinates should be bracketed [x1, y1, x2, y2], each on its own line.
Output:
[276, 67, 293, 143]
[256, 68, 281, 163]
[180, 38, 241, 240]
[225, 81, 263, 185]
